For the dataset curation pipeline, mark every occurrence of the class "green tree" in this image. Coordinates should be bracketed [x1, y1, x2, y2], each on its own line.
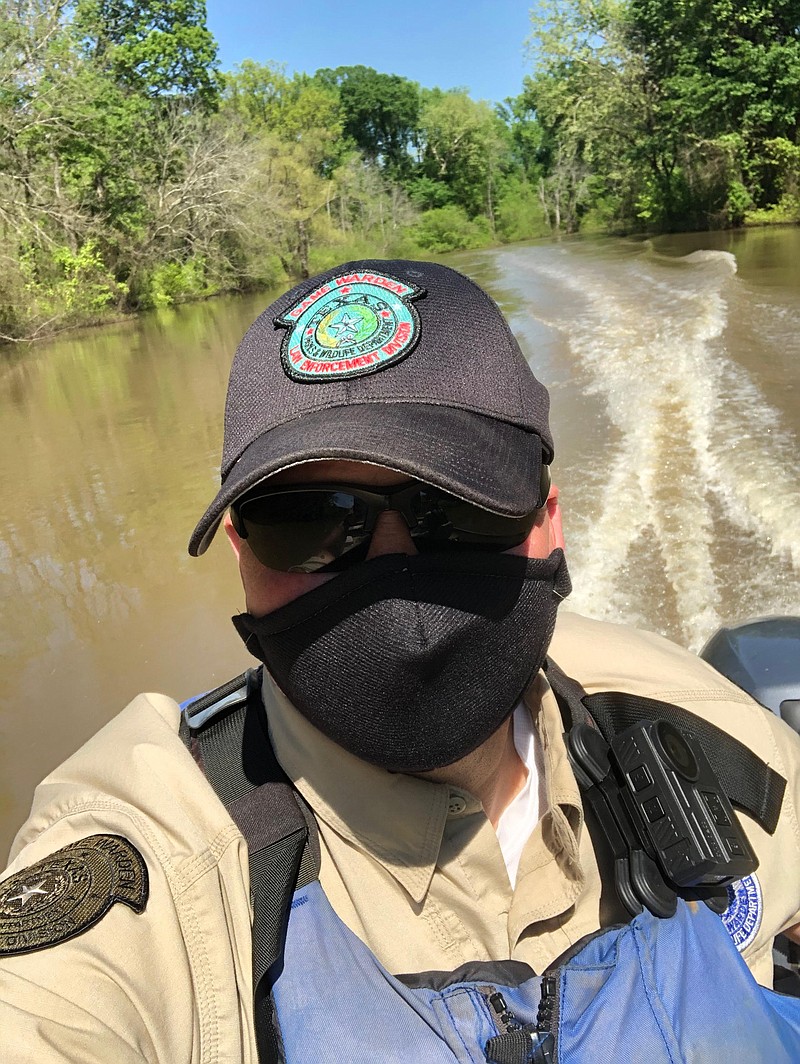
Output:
[315, 65, 420, 179]
[412, 205, 492, 252]
[417, 90, 512, 224]
[74, 0, 220, 107]
[0, 0, 138, 335]
[498, 90, 547, 184]
[222, 63, 344, 174]
[625, 0, 800, 208]
[222, 59, 288, 128]
[525, 0, 800, 232]
[326, 154, 416, 256]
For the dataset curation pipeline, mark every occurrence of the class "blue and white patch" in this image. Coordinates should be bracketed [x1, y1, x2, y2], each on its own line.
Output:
[720, 873, 763, 952]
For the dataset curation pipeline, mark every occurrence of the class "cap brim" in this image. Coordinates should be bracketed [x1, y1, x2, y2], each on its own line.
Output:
[189, 403, 543, 555]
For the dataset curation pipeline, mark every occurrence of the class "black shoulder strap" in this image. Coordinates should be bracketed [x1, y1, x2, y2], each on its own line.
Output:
[545, 657, 787, 836]
[180, 668, 319, 1064]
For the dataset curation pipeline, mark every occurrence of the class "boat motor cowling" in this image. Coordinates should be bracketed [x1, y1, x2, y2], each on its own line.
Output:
[700, 616, 800, 733]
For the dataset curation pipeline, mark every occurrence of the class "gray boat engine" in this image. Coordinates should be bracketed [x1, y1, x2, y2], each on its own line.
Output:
[701, 616, 800, 988]
[700, 615, 800, 733]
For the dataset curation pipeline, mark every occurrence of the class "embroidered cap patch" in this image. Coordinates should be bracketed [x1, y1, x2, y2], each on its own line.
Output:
[0, 834, 148, 956]
[277, 271, 423, 382]
[721, 873, 763, 952]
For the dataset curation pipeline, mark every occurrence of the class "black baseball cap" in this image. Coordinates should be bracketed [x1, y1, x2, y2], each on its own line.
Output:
[189, 259, 553, 556]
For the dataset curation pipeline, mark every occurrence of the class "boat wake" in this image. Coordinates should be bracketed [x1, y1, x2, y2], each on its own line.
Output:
[495, 242, 800, 650]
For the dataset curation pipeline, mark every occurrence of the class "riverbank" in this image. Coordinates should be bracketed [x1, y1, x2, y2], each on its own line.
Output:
[3, 210, 797, 350]
[744, 207, 800, 228]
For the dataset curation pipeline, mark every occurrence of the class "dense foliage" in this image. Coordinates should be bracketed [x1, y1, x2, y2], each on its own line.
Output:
[1, 0, 797, 341]
[525, 0, 800, 233]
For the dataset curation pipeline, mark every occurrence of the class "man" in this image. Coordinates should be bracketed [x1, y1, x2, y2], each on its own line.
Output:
[1, 260, 800, 1062]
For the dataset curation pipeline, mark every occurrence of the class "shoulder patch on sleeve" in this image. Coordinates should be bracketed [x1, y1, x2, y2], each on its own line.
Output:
[0, 834, 148, 956]
[720, 873, 763, 952]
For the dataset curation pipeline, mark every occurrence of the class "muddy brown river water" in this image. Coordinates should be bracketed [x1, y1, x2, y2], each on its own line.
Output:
[2, 228, 799, 855]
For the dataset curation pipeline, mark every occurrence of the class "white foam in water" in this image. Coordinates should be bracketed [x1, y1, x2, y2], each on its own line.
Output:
[517, 244, 800, 650]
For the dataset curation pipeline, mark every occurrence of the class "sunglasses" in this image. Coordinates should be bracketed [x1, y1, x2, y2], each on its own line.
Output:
[230, 466, 551, 573]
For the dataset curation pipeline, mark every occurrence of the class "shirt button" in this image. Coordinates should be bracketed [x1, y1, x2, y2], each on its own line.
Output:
[448, 794, 467, 815]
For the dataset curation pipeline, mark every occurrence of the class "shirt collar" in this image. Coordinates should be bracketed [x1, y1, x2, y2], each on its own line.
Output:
[524, 671, 582, 818]
[262, 668, 583, 905]
[514, 671, 585, 915]
[262, 672, 452, 903]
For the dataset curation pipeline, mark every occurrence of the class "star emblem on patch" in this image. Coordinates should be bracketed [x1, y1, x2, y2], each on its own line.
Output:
[0, 835, 148, 956]
[5, 879, 50, 907]
[327, 311, 363, 341]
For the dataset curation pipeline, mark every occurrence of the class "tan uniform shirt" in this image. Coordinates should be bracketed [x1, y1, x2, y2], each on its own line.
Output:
[2, 613, 800, 1062]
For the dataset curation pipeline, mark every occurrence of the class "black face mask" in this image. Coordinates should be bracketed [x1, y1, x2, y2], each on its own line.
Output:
[232, 548, 571, 773]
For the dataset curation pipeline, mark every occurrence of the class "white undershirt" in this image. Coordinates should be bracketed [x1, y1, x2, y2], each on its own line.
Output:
[495, 702, 548, 888]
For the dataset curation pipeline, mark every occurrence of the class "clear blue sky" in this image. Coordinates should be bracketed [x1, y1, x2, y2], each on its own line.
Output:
[205, 0, 535, 104]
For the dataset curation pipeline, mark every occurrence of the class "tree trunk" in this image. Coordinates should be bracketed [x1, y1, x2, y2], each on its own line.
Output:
[296, 194, 309, 278]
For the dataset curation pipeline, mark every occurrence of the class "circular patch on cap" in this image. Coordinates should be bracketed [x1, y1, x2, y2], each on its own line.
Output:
[276, 271, 423, 382]
[720, 873, 762, 952]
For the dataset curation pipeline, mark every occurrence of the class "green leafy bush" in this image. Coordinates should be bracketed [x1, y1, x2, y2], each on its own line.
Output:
[412, 207, 492, 253]
[726, 181, 753, 227]
[139, 257, 210, 309]
[20, 241, 126, 325]
[494, 180, 550, 241]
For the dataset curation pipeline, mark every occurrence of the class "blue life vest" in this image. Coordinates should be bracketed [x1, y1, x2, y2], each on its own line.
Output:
[274, 877, 800, 1063]
[181, 669, 800, 1063]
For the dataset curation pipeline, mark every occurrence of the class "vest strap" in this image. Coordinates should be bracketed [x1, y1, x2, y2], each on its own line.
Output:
[181, 668, 320, 1064]
[545, 658, 787, 835]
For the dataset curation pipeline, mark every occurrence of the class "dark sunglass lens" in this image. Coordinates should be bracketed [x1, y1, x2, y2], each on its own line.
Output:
[412, 490, 536, 549]
[239, 491, 368, 572]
